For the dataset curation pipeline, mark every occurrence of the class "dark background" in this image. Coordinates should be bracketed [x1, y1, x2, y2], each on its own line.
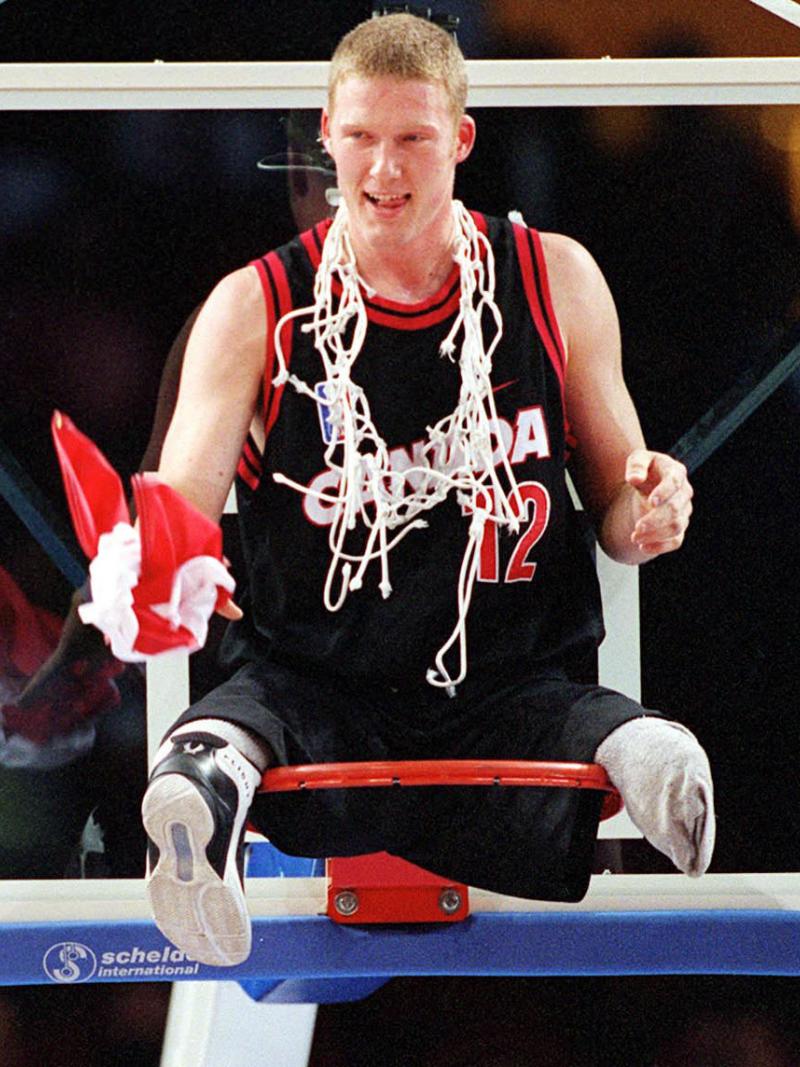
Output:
[1, 1, 799, 1064]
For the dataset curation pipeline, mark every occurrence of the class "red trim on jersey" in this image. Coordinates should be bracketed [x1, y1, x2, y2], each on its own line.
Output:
[512, 225, 564, 391]
[236, 456, 259, 491]
[237, 431, 264, 490]
[263, 252, 293, 443]
[298, 227, 318, 267]
[529, 229, 568, 377]
[252, 257, 275, 422]
[364, 285, 462, 330]
[329, 273, 462, 329]
[472, 211, 488, 236]
[512, 224, 571, 443]
[246, 252, 296, 488]
[299, 219, 331, 271]
[530, 229, 575, 452]
[363, 264, 459, 315]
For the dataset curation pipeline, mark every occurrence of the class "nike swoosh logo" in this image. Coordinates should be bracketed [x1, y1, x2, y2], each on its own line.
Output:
[492, 378, 519, 394]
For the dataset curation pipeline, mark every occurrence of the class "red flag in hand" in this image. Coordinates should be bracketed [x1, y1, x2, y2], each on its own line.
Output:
[51, 412, 235, 660]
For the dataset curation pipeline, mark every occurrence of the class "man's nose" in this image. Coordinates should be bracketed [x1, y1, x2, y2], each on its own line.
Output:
[369, 142, 401, 180]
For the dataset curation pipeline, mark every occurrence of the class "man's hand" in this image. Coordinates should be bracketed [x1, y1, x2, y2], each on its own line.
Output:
[626, 449, 693, 557]
[216, 564, 243, 621]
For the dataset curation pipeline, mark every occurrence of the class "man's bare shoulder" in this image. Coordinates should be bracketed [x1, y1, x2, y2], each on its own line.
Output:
[180, 262, 267, 384]
[534, 232, 619, 366]
[538, 231, 605, 294]
[185, 264, 267, 361]
[204, 264, 264, 324]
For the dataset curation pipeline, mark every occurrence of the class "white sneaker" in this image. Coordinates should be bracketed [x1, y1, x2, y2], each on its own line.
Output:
[142, 731, 261, 966]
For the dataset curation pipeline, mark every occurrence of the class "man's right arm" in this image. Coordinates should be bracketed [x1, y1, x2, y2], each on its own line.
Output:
[156, 265, 266, 524]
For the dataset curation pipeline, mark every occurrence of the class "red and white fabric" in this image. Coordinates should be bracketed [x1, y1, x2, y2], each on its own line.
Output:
[51, 412, 235, 661]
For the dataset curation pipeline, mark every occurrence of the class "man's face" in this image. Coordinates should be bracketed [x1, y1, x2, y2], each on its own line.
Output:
[321, 74, 475, 254]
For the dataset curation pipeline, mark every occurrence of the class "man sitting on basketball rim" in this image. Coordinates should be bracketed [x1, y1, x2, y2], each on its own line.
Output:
[93, 13, 714, 966]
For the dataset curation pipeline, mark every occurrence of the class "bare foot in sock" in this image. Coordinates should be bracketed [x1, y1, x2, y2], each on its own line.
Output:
[595, 717, 715, 876]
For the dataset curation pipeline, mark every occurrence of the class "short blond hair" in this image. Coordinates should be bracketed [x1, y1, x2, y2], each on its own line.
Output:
[328, 13, 468, 122]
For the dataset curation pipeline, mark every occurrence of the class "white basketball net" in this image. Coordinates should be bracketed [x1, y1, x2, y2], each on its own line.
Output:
[272, 200, 523, 690]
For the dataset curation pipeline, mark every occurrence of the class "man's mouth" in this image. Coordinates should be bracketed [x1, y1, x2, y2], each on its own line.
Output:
[364, 192, 410, 208]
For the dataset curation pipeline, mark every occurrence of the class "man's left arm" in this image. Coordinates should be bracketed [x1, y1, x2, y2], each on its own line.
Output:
[542, 234, 715, 877]
[542, 231, 693, 565]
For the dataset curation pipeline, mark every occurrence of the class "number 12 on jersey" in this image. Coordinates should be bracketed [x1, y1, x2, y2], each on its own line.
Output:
[464, 481, 551, 584]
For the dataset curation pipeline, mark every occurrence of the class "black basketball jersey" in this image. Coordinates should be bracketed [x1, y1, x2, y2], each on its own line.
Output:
[227, 212, 604, 686]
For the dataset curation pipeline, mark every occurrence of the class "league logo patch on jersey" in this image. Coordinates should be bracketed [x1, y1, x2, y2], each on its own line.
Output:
[315, 382, 338, 445]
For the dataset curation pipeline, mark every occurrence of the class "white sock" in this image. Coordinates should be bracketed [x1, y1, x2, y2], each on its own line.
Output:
[162, 717, 272, 773]
[595, 717, 715, 877]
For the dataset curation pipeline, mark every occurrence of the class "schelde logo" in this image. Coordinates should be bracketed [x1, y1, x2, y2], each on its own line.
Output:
[42, 941, 202, 982]
[43, 942, 98, 984]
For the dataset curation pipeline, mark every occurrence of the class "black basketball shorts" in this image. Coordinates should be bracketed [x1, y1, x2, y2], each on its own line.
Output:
[170, 658, 659, 902]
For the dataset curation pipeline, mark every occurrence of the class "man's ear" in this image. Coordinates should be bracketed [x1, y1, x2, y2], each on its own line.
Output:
[455, 114, 476, 164]
[320, 109, 333, 157]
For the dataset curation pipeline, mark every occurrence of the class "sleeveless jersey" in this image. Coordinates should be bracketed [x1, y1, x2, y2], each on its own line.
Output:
[227, 213, 604, 686]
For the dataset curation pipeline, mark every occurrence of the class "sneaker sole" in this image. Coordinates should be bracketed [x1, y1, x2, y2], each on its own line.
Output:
[142, 773, 251, 967]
